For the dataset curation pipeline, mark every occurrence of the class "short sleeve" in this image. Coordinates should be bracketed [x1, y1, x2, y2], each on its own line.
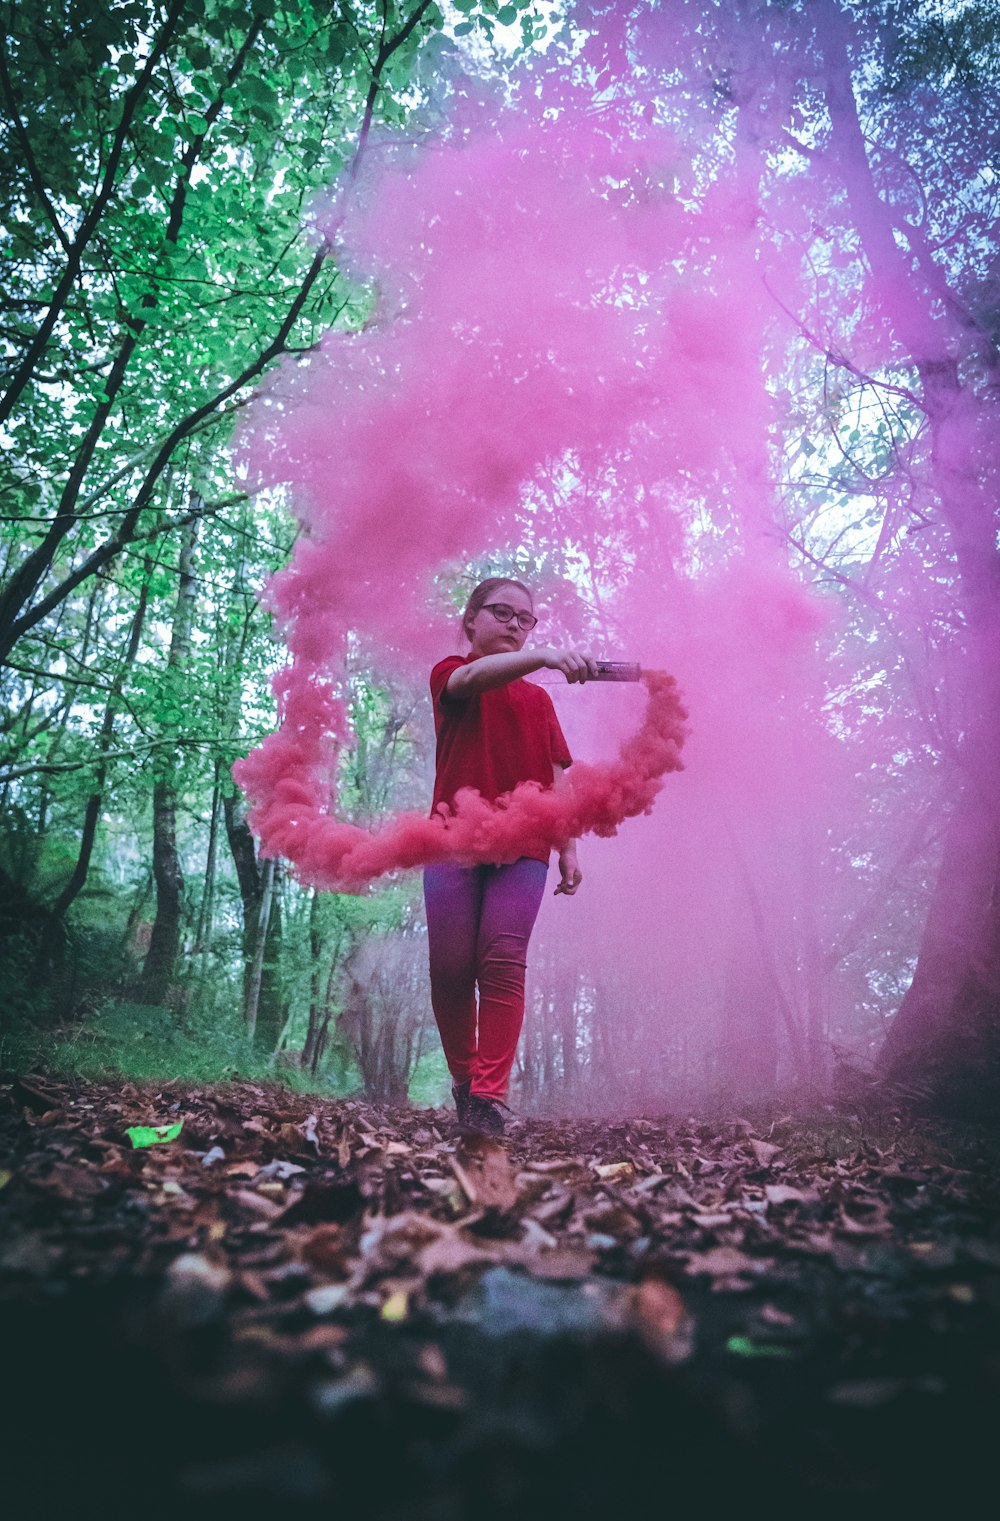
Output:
[430, 655, 468, 708]
[544, 693, 572, 768]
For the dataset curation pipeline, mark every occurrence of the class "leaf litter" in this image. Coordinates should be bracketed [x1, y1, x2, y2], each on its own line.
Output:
[1, 1071, 999, 1512]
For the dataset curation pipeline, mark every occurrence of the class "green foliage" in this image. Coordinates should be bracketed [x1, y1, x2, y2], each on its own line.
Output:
[41, 995, 352, 1092]
[0, 0, 454, 1072]
[407, 1044, 451, 1107]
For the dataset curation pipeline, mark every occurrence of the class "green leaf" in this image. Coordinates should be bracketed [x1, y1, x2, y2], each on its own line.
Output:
[125, 1120, 184, 1148]
[725, 1335, 795, 1359]
[242, 75, 279, 110]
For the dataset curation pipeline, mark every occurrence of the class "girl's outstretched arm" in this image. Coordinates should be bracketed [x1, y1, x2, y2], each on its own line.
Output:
[447, 646, 597, 698]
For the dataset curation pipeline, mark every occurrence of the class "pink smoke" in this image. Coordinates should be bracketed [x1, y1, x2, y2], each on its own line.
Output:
[232, 102, 785, 889]
[234, 670, 686, 892]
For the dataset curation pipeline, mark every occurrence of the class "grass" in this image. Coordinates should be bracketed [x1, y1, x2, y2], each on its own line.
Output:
[1, 998, 454, 1108]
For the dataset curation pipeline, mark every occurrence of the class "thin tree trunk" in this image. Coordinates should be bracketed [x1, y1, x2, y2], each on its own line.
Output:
[224, 792, 261, 998]
[245, 859, 277, 1044]
[123, 870, 153, 958]
[193, 762, 221, 956]
[138, 514, 199, 1004]
[36, 573, 150, 977]
[223, 790, 286, 1050]
[718, 917, 779, 1097]
[799, 815, 827, 1086]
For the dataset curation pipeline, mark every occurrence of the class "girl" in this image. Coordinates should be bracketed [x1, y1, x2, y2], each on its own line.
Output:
[425, 577, 597, 1137]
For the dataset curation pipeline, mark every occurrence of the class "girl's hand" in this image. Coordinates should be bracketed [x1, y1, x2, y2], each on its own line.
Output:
[554, 848, 582, 896]
[540, 645, 599, 684]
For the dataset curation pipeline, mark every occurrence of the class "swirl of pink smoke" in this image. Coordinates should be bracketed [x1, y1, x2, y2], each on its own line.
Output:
[231, 105, 717, 891]
[234, 669, 687, 893]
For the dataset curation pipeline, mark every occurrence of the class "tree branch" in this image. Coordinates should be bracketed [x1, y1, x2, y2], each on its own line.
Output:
[0, 0, 187, 426]
[0, 32, 71, 254]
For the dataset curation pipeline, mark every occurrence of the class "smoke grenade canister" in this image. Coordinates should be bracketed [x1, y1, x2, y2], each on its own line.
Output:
[592, 661, 642, 682]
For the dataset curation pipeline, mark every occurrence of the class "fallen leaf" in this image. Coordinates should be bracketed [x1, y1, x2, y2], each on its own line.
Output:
[449, 1139, 519, 1211]
[684, 1245, 771, 1280]
[764, 1183, 814, 1206]
[380, 1289, 409, 1322]
[125, 1120, 184, 1149]
[299, 1224, 350, 1277]
[230, 1188, 286, 1220]
[152, 1180, 197, 1208]
[758, 1303, 797, 1327]
[416, 1343, 449, 1381]
[224, 1160, 261, 1179]
[836, 1204, 891, 1237]
[417, 1227, 494, 1277]
[625, 1275, 694, 1363]
[304, 1283, 352, 1315]
[726, 1335, 794, 1360]
[584, 1201, 643, 1238]
[593, 1161, 636, 1182]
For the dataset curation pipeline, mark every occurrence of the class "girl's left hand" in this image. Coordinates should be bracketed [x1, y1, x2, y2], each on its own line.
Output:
[554, 850, 582, 896]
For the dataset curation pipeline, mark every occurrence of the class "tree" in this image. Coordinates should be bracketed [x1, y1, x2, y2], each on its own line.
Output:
[137, 516, 199, 1004]
[548, 0, 1000, 1108]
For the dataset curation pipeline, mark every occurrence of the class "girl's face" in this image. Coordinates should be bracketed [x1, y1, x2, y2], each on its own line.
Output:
[466, 583, 535, 658]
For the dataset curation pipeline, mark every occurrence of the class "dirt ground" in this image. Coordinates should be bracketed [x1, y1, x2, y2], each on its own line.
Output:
[2, 1069, 998, 1517]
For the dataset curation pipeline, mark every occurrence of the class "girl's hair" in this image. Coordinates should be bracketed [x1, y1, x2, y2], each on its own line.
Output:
[461, 576, 534, 641]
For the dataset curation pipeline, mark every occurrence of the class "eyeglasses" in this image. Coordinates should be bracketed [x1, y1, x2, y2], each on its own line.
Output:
[482, 602, 538, 631]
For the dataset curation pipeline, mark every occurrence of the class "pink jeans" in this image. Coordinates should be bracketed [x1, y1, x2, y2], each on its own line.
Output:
[423, 858, 548, 1101]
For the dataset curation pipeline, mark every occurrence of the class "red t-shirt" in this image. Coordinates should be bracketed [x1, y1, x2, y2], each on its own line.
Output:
[429, 654, 573, 865]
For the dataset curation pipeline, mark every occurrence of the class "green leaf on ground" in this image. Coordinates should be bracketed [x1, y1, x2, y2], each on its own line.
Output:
[726, 1335, 795, 1359]
[125, 1120, 184, 1148]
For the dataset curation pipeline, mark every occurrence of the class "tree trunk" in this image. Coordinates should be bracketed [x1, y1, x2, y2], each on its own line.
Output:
[822, 1, 1000, 1108]
[304, 894, 344, 1072]
[138, 778, 185, 1005]
[244, 859, 277, 1044]
[877, 789, 1000, 1113]
[138, 515, 198, 1004]
[37, 573, 150, 977]
[718, 918, 779, 1098]
[223, 792, 286, 1051]
[193, 761, 221, 959]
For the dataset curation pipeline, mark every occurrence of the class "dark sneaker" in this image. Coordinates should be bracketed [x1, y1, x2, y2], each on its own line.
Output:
[452, 1079, 472, 1126]
[462, 1094, 509, 1138]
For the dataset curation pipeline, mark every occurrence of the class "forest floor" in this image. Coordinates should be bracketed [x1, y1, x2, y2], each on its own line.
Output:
[2, 1071, 999, 1518]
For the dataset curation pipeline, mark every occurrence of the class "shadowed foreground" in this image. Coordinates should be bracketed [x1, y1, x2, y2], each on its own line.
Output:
[2, 1073, 998, 1515]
